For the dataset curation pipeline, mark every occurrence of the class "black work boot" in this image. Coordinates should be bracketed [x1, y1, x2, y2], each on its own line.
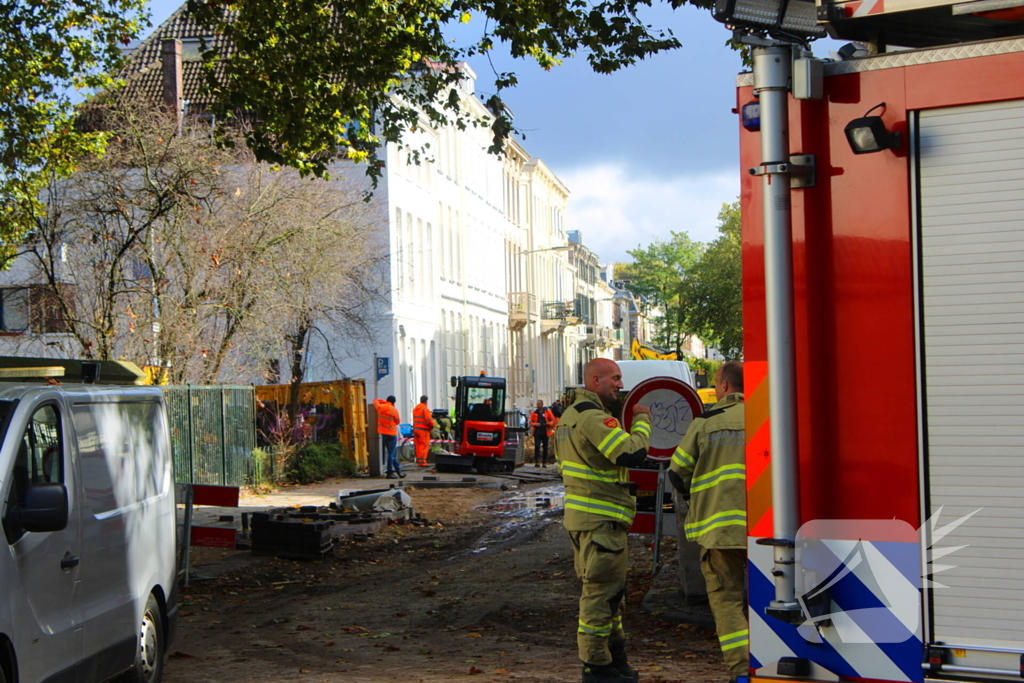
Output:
[609, 641, 640, 682]
[582, 663, 636, 683]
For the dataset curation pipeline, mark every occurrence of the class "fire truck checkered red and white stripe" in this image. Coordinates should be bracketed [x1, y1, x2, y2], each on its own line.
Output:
[843, 0, 885, 17]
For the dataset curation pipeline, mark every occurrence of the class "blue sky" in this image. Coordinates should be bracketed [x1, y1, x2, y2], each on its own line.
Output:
[141, 1, 834, 264]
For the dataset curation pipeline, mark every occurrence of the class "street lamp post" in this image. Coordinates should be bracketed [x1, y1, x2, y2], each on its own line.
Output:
[522, 245, 571, 407]
[713, 0, 824, 623]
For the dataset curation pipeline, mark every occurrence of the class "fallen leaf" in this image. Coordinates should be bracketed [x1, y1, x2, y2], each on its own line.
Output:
[468, 666, 481, 674]
[296, 625, 314, 631]
[467, 633, 483, 638]
[493, 669, 509, 674]
[323, 642, 335, 647]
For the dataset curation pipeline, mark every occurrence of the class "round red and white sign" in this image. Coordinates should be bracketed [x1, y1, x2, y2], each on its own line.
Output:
[621, 377, 704, 461]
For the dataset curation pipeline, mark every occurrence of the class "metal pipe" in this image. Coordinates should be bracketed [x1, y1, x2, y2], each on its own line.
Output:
[652, 462, 667, 573]
[753, 44, 802, 612]
[922, 663, 1023, 677]
[526, 251, 536, 401]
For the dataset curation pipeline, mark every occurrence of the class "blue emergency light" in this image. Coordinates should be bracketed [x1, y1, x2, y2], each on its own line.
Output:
[741, 101, 761, 131]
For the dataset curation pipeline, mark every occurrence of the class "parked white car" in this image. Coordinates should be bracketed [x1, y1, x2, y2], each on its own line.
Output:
[616, 359, 695, 391]
[0, 359, 178, 683]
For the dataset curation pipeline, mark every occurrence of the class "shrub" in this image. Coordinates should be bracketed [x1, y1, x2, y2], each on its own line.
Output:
[689, 358, 723, 386]
[285, 442, 358, 484]
[249, 447, 273, 488]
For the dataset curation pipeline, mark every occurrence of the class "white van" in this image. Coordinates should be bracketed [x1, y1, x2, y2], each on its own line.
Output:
[616, 359, 694, 391]
[0, 359, 177, 683]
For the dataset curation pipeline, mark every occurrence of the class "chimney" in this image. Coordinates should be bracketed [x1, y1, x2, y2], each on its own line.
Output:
[161, 39, 183, 124]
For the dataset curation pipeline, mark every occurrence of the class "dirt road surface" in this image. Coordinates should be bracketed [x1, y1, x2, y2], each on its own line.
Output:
[166, 478, 726, 683]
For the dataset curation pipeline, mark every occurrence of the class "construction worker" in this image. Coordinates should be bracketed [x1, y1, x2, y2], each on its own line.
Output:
[668, 361, 746, 683]
[412, 395, 434, 468]
[373, 395, 405, 479]
[554, 358, 652, 683]
[530, 399, 557, 466]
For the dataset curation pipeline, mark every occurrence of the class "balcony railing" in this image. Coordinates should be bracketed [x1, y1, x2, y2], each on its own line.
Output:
[578, 325, 619, 348]
[540, 301, 580, 322]
[539, 301, 578, 334]
[508, 292, 537, 332]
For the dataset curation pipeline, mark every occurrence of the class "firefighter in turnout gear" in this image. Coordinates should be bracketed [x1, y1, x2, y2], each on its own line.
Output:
[555, 358, 653, 683]
[412, 395, 435, 467]
[668, 361, 747, 682]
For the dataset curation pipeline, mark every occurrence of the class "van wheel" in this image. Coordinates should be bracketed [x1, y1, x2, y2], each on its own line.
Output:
[127, 595, 164, 683]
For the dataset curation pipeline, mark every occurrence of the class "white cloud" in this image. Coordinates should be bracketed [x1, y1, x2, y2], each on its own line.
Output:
[561, 163, 739, 265]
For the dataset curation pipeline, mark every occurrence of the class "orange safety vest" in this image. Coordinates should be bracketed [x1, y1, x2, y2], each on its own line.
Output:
[413, 402, 434, 432]
[373, 399, 400, 436]
[530, 408, 557, 437]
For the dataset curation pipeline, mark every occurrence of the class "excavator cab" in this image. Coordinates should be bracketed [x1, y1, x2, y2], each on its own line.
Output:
[435, 374, 518, 473]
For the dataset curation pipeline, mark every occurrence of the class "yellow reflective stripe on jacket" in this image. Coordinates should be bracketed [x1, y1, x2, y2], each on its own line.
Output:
[631, 421, 651, 438]
[561, 461, 618, 483]
[684, 509, 746, 538]
[672, 446, 696, 472]
[578, 619, 612, 636]
[597, 428, 629, 456]
[565, 494, 634, 525]
[719, 629, 749, 651]
[690, 463, 746, 493]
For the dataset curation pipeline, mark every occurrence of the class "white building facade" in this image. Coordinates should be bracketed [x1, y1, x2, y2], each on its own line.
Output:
[306, 66, 582, 419]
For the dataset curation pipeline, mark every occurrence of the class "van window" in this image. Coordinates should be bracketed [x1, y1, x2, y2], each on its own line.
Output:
[19, 405, 63, 487]
[0, 400, 15, 442]
[4, 404, 63, 541]
[126, 402, 167, 501]
[73, 401, 166, 514]
[74, 403, 136, 515]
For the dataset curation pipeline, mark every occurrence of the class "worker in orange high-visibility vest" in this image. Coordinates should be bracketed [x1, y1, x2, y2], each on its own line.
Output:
[412, 395, 435, 468]
[530, 400, 558, 467]
[373, 396, 404, 478]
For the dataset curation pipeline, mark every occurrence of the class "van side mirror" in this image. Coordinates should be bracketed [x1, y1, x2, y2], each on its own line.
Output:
[12, 483, 68, 533]
[450, 376, 457, 388]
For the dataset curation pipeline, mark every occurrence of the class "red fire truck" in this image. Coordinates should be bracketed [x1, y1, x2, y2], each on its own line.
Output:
[727, 1, 1024, 681]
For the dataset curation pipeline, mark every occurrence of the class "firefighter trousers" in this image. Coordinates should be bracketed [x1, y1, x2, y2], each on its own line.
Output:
[568, 523, 628, 665]
[413, 430, 431, 466]
[700, 547, 748, 677]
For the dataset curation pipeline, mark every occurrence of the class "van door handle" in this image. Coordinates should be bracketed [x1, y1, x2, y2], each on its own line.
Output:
[61, 553, 79, 570]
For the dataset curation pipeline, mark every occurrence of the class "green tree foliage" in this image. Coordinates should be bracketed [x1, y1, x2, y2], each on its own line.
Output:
[622, 231, 704, 355]
[4, 0, 714, 233]
[618, 201, 742, 360]
[686, 201, 742, 359]
[1, 0, 148, 254]
[185, 0, 709, 182]
[689, 357, 722, 386]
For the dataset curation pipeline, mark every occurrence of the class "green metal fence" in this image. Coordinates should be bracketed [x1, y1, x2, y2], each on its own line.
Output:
[164, 385, 257, 486]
